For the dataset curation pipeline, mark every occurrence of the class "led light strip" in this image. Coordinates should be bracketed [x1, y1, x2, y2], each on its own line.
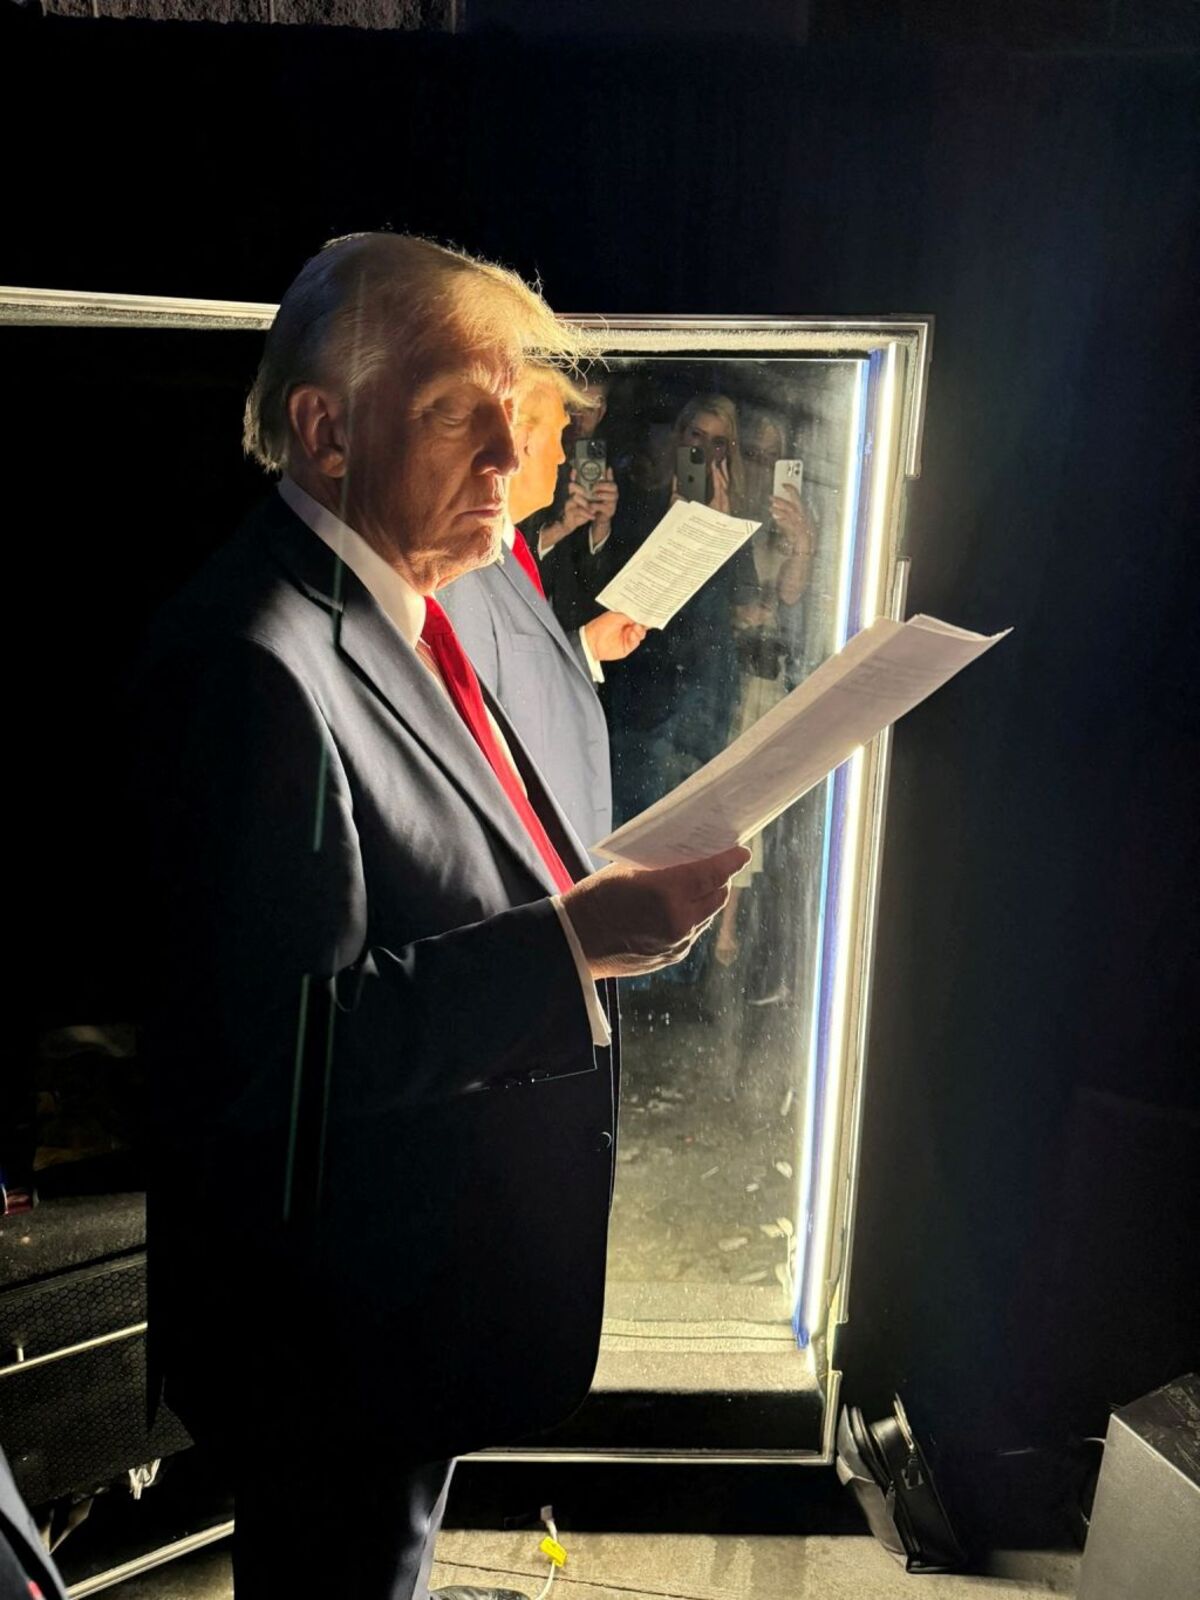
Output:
[797, 344, 901, 1343]
[792, 357, 869, 1341]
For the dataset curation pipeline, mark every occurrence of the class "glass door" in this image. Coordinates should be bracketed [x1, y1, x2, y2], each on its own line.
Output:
[512, 320, 931, 1462]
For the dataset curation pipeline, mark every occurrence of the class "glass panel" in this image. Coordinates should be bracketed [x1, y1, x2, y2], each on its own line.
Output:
[523, 352, 877, 1394]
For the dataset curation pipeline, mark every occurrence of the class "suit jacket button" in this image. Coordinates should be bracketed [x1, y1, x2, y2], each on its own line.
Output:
[595, 1131, 613, 1152]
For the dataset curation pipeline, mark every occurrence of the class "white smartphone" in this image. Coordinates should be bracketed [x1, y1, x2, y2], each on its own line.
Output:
[773, 457, 804, 500]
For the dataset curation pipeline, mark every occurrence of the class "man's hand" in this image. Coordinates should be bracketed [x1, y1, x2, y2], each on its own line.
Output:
[587, 466, 619, 544]
[562, 846, 752, 979]
[582, 611, 648, 662]
[538, 470, 595, 553]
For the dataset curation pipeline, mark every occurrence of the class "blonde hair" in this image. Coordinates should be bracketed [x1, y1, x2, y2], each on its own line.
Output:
[244, 232, 589, 473]
[516, 361, 592, 419]
[674, 392, 747, 513]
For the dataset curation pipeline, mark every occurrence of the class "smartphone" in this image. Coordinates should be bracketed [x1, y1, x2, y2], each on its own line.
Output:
[676, 443, 709, 503]
[574, 437, 607, 494]
[773, 457, 804, 501]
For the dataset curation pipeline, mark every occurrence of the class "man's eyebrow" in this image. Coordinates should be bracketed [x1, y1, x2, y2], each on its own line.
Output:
[417, 359, 520, 402]
[473, 357, 521, 394]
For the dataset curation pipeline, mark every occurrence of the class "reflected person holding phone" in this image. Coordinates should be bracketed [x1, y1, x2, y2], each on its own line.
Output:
[715, 407, 815, 972]
[670, 393, 745, 516]
[530, 376, 624, 638]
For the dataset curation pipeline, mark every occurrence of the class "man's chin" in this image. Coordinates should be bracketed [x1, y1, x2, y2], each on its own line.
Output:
[451, 527, 504, 582]
[475, 526, 504, 569]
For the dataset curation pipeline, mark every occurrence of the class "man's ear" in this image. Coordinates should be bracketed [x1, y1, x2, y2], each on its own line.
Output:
[287, 385, 349, 479]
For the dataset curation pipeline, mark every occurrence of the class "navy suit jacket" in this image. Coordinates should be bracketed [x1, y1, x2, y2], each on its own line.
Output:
[438, 546, 612, 857]
[131, 495, 618, 1465]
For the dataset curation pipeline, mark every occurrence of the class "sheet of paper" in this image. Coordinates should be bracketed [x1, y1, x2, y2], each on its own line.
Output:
[594, 499, 761, 630]
[595, 614, 1011, 865]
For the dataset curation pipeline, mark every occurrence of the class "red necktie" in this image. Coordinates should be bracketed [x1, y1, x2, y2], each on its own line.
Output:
[510, 528, 546, 599]
[420, 598, 574, 892]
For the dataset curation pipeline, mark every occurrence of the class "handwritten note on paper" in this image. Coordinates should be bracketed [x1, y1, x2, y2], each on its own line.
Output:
[594, 614, 1010, 864]
[595, 500, 761, 630]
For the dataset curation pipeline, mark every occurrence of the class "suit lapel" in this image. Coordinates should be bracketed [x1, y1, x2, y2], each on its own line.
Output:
[262, 502, 569, 897]
[478, 679, 595, 883]
[493, 551, 596, 689]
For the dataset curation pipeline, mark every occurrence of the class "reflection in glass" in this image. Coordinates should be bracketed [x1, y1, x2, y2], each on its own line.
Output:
[530, 354, 876, 1371]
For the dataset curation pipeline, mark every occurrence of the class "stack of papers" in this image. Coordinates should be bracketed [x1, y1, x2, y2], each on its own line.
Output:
[595, 615, 1010, 865]
[595, 500, 760, 630]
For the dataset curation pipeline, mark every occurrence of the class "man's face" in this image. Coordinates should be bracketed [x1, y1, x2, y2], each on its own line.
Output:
[341, 342, 520, 593]
[508, 383, 570, 525]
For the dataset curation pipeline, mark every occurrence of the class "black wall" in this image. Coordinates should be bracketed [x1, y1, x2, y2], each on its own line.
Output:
[5, 2, 1197, 1523]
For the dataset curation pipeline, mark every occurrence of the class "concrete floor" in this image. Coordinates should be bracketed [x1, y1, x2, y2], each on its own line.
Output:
[98, 1532, 1081, 1599]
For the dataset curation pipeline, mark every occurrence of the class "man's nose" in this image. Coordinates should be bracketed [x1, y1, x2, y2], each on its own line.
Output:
[480, 403, 520, 477]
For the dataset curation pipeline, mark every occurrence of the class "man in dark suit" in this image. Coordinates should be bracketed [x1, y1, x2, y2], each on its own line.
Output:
[132, 232, 747, 1600]
[439, 370, 644, 856]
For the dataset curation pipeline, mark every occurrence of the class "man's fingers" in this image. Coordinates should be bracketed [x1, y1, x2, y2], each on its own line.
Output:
[688, 884, 731, 927]
[686, 845, 751, 895]
[642, 846, 748, 909]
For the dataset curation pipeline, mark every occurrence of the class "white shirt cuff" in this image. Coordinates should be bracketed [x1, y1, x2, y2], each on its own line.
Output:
[551, 895, 612, 1047]
[588, 524, 611, 555]
[536, 528, 555, 559]
[578, 624, 605, 685]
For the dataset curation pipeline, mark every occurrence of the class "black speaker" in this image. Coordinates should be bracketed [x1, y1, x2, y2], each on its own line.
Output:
[0, 1192, 191, 1508]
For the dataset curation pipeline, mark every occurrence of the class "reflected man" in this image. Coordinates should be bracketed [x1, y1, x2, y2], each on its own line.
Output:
[439, 369, 644, 855]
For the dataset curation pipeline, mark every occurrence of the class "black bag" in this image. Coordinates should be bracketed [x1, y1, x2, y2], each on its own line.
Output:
[836, 1396, 967, 1572]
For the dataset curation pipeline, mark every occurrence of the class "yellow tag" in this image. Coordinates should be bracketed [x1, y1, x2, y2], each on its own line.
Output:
[539, 1536, 567, 1567]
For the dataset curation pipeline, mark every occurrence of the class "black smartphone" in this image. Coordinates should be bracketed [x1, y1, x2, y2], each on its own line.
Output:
[574, 438, 607, 494]
[676, 443, 708, 503]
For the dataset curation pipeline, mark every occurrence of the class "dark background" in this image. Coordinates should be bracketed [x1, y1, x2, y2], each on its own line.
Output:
[3, 0, 1197, 1543]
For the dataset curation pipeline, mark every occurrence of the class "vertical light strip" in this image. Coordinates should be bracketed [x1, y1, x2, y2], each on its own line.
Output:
[802, 752, 865, 1337]
[833, 365, 869, 649]
[793, 778, 836, 1346]
[799, 345, 901, 1342]
[793, 359, 869, 1338]
[859, 343, 899, 627]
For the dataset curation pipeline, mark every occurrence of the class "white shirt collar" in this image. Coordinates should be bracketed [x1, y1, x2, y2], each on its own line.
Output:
[278, 474, 426, 648]
[501, 513, 516, 551]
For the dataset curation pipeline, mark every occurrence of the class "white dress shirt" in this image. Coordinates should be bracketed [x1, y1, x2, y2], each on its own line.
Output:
[535, 523, 610, 557]
[279, 476, 611, 1048]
